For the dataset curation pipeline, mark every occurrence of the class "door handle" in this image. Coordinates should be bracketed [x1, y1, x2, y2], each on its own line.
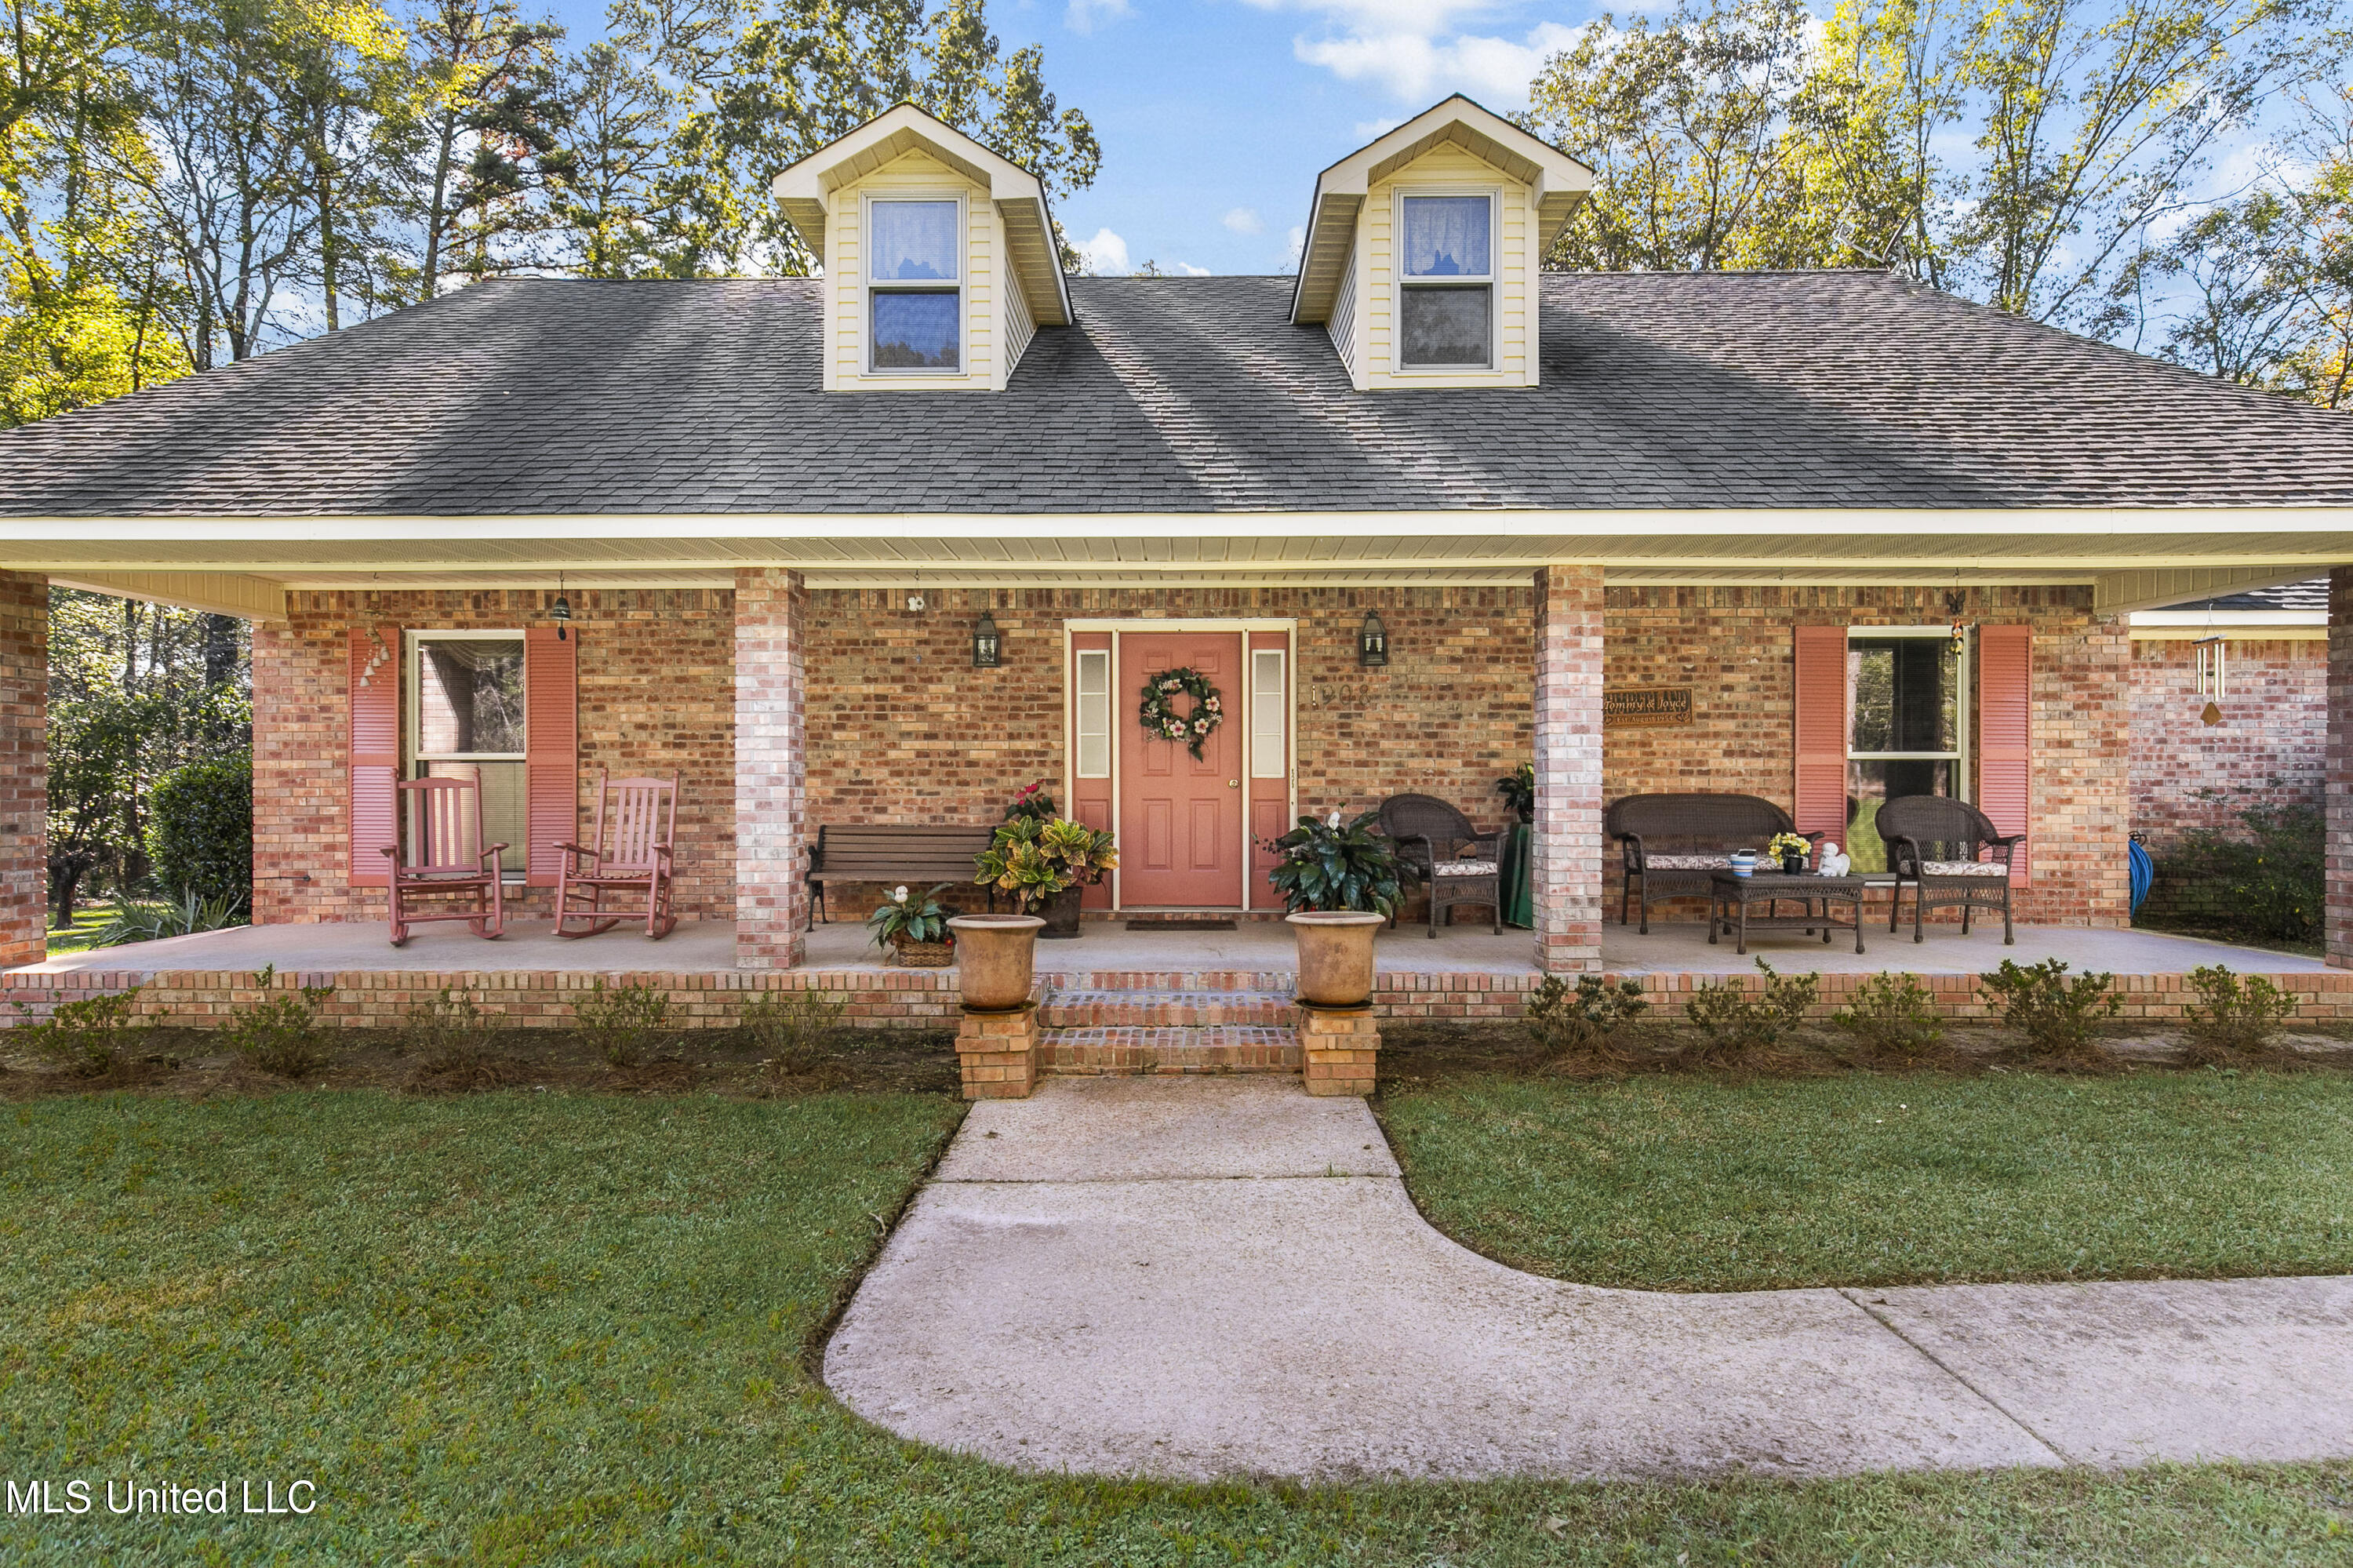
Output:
[1228, 779, 1240, 788]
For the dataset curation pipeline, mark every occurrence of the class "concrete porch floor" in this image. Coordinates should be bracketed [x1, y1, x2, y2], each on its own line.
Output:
[15, 912, 2326, 977]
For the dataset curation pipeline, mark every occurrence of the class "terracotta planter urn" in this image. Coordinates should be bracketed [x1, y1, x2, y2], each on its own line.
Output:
[1286, 911, 1386, 1007]
[947, 914, 1046, 1010]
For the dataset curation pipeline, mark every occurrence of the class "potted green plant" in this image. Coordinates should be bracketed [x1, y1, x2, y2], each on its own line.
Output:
[1766, 831, 1813, 875]
[1005, 780, 1057, 824]
[1496, 762, 1535, 824]
[973, 816, 1118, 939]
[1265, 809, 1403, 1006]
[867, 883, 955, 966]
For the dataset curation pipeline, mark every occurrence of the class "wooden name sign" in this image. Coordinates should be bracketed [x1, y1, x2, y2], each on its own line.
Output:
[1603, 686, 1693, 728]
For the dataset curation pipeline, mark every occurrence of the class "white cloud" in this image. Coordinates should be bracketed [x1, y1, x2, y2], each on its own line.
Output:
[1285, 224, 1307, 266]
[1174, 261, 1213, 275]
[1064, 0, 1131, 32]
[1241, 1, 1584, 108]
[1076, 227, 1131, 275]
[1222, 206, 1264, 235]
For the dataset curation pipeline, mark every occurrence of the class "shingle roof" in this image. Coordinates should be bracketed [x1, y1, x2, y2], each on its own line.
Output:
[2167, 577, 2331, 613]
[2, 270, 2349, 518]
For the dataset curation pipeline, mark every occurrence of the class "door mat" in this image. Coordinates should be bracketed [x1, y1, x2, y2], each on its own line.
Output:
[1125, 919, 1238, 931]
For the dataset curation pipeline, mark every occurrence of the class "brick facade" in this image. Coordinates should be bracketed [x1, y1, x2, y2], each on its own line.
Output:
[2329, 569, 2353, 969]
[243, 578, 2141, 951]
[0, 572, 42, 966]
[253, 589, 736, 925]
[736, 569, 808, 967]
[1533, 566, 1605, 971]
[2130, 637, 2326, 849]
[1602, 585, 2129, 927]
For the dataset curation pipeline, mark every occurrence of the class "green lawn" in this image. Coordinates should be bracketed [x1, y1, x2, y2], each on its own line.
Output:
[3, 1090, 2350, 1565]
[1381, 1069, 2353, 1292]
[42, 905, 119, 956]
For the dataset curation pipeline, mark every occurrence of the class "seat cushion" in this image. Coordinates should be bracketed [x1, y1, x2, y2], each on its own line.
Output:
[1432, 860, 1499, 877]
[1641, 853, 1731, 871]
[1922, 860, 2009, 877]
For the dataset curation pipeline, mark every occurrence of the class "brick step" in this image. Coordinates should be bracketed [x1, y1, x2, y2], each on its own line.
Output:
[1039, 988, 1297, 1028]
[1038, 1024, 1301, 1076]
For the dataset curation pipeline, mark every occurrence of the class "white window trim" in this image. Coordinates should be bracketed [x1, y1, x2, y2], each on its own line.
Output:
[408, 628, 528, 763]
[1843, 625, 1970, 802]
[862, 191, 967, 377]
[1391, 184, 1499, 375]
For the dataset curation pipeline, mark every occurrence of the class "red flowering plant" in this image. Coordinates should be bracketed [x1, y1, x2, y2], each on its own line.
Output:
[1006, 781, 1057, 823]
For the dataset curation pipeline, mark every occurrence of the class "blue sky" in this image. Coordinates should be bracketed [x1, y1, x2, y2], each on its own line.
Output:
[533, 0, 1598, 275]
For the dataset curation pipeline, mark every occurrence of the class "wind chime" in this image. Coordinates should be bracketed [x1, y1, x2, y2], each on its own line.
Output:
[2194, 635, 2226, 726]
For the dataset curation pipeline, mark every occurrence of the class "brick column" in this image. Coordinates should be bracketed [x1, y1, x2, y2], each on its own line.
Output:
[1533, 566, 1604, 973]
[2329, 569, 2353, 968]
[2031, 607, 2133, 926]
[955, 1002, 1041, 1098]
[1297, 1002, 1380, 1096]
[735, 569, 806, 968]
[0, 573, 42, 968]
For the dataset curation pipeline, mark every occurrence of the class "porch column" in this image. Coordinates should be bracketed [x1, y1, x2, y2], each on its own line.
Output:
[2330, 569, 2353, 967]
[0, 572, 43, 967]
[735, 569, 807, 968]
[1533, 566, 1604, 973]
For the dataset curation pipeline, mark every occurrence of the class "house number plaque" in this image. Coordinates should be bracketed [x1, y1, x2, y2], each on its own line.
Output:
[1602, 686, 1693, 728]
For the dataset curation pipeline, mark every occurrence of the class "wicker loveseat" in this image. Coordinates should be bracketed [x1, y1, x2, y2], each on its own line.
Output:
[1604, 792, 1809, 933]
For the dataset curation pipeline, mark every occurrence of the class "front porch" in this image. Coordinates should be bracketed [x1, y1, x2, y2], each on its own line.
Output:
[9, 917, 2338, 1035]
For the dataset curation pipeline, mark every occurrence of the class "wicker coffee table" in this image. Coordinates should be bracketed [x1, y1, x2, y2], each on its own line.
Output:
[1708, 871, 1867, 955]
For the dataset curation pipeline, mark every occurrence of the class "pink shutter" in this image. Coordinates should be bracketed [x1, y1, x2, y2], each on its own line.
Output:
[1791, 624, 1848, 842]
[1977, 622, 2031, 882]
[524, 628, 579, 887]
[348, 625, 402, 887]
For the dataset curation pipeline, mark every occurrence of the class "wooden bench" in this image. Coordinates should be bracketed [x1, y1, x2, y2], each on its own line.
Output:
[806, 824, 998, 926]
[1603, 792, 1817, 933]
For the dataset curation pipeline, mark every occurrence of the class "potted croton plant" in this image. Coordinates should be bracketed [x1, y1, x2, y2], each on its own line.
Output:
[1265, 809, 1404, 1006]
[867, 884, 955, 967]
[973, 813, 1119, 940]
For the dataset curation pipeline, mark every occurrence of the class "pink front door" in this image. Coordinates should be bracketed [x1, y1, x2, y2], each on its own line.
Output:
[1118, 631, 1245, 908]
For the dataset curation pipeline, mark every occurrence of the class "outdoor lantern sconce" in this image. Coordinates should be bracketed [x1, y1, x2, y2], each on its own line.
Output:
[1358, 610, 1389, 668]
[973, 611, 1001, 668]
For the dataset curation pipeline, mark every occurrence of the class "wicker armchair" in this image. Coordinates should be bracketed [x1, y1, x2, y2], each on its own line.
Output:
[1376, 793, 1503, 937]
[1604, 793, 1807, 933]
[1875, 795, 2021, 944]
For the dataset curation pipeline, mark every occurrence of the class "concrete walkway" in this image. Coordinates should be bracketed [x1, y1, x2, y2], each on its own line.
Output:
[826, 1077, 2353, 1483]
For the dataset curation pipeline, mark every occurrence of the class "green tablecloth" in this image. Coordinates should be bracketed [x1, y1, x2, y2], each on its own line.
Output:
[1500, 820, 1535, 929]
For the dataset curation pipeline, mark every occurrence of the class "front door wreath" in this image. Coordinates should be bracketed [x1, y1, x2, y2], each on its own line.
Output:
[1139, 667, 1224, 760]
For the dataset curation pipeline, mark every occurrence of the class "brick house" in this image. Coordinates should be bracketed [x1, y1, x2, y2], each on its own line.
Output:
[4, 94, 2353, 977]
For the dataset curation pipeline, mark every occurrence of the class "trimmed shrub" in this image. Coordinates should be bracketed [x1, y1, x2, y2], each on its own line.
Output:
[1524, 974, 1649, 1061]
[147, 751, 253, 907]
[2138, 804, 2322, 947]
[1685, 959, 1817, 1058]
[10, 988, 146, 1076]
[224, 965, 336, 1077]
[2180, 965, 2298, 1063]
[1979, 958, 2119, 1062]
[1829, 972, 1944, 1061]
[744, 988, 844, 1079]
[574, 979, 671, 1068]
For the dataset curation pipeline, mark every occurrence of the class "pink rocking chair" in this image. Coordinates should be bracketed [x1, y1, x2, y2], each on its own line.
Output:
[381, 775, 507, 947]
[554, 769, 679, 939]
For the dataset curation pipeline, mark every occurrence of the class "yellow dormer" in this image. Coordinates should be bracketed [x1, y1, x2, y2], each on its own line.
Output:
[1289, 97, 1593, 391]
[772, 106, 1073, 393]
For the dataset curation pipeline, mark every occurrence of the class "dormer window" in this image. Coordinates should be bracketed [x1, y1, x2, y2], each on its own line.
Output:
[1398, 193, 1493, 369]
[868, 198, 962, 371]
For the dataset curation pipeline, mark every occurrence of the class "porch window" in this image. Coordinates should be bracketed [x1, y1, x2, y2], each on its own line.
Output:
[1844, 630, 1966, 872]
[1250, 649, 1286, 778]
[1398, 194, 1493, 369]
[869, 198, 961, 371]
[1075, 649, 1111, 778]
[411, 632, 528, 875]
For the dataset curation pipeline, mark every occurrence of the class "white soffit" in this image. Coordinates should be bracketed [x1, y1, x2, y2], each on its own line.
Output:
[1289, 94, 1595, 326]
[769, 104, 1073, 329]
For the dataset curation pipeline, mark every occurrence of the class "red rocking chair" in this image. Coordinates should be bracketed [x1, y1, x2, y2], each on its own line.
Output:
[554, 769, 679, 940]
[381, 775, 507, 947]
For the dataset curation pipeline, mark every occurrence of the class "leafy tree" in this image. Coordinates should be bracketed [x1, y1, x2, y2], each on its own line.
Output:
[603, 0, 1098, 278]
[543, 38, 674, 276]
[46, 589, 249, 916]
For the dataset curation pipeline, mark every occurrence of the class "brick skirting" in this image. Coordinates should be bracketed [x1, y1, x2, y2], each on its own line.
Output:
[10, 963, 2353, 1029]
